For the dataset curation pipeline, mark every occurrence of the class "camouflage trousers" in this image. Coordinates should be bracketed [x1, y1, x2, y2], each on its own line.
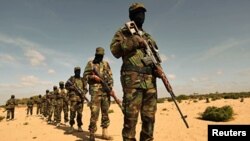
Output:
[55, 102, 69, 123]
[36, 104, 42, 115]
[88, 94, 111, 132]
[122, 88, 157, 141]
[42, 103, 48, 117]
[27, 106, 33, 115]
[7, 108, 15, 119]
[69, 101, 83, 127]
[48, 105, 55, 121]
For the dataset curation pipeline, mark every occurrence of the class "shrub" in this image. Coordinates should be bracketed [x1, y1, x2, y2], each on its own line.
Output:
[157, 98, 165, 103]
[201, 105, 234, 122]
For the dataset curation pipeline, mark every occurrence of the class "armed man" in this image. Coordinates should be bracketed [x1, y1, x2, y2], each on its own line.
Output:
[36, 94, 42, 115]
[42, 90, 50, 119]
[26, 97, 34, 116]
[83, 47, 114, 141]
[110, 3, 163, 141]
[55, 81, 69, 127]
[65, 66, 88, 133]
[5, 95, 18, 121]
[47, 86, 57, 124]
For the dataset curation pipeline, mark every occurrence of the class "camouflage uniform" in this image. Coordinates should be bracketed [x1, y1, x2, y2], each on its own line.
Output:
[55, 81, 69, 125]
[36, 95, 42, 115]
[5, 95, 17, 120]
[27, 98, 34, 115]
[110, 3, 158, 141]
[42, 90, 50, 118]
[65, 67, 88, 131]
[47, 88, 57, 123]
[83, 47, 113, 134]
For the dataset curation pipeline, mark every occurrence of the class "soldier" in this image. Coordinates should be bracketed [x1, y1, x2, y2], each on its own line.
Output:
[55, 81, 69, 127]
[36, 95, 43, 115]
[42, 90, 50, 119]
[65, 66, 88, 133]
[47, 86, 57, 124]
[27, 97, 34, 116]
[110, 3, 161, 141]
[5, 95, 18, 120]
[83, 47, 114, 141]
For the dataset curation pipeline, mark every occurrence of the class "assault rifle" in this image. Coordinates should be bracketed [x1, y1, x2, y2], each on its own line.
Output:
[92, 66, 124, 114]
[125, 21, 189, 128]
[66, 80, 90, 105]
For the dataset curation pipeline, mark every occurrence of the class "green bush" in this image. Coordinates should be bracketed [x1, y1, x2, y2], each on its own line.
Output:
[157, 98, 165, 103]
[201, 105, 233, 122]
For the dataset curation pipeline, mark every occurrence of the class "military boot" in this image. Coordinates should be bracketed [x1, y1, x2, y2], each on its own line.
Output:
[102, 128, 113, 140]
[89, 131, 95, 141]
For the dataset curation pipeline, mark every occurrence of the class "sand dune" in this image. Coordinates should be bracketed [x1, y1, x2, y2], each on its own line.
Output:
[0, 98, 249, 141]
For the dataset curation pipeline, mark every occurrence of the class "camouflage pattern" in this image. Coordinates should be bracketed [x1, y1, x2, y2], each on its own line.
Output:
[42, 91, 49, 117]
[47, 91, 56, 122]
[27, 98, 34, 115]
[65, 76, 87, 127]
[55, 87, 69, 124]
[110, 24, 158, 140]
[129, 2, 147, 13]
[5, 97, 17, 120]
[83, 60, 113, 133]
[36, 96, 42, 115]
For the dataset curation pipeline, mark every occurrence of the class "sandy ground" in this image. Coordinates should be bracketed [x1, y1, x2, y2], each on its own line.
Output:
[0, 98, 250, 141]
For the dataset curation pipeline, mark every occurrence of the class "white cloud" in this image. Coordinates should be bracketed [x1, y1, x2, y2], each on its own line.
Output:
[48, 69, 55, 74]
[167, 74, 176, 80]
[25, 49, 46, 66]
[0, 54, 16, 62]
[160, 54, 168, 62]
[198, 39, 250, 62]
[0, 34, 46, 66]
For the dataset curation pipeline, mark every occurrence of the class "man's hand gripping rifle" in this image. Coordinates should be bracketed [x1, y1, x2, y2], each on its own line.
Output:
[66, 80, 90, 106]
[92, 66, 124, 114]
[125, 21, 189, 128]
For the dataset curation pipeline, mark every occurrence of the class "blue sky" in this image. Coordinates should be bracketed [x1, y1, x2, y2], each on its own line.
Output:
[0, 0, 250, 105]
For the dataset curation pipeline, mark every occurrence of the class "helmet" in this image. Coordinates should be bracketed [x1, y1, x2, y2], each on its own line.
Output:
[95, 47, 105, 55]
[11, 95, 15, 98]
[59, 81, 64, 85]
[74, 66, 81, 71]
[129, 3, 146, 13]
[53, 85, 58, 90]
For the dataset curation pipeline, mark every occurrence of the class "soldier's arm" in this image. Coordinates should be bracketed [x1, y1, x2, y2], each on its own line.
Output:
[106, 62, 114, 88]
[83, 61, 95, 82]
[110, 29, 136, 59]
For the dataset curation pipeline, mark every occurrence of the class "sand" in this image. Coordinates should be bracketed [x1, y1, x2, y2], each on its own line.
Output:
[0, 98, 249, 141]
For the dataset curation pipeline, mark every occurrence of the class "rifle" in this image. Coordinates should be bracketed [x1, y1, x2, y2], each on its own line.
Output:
[66, 80, 90, 105]
[92, 66, 124, 114]
[125, 21, 189, 128]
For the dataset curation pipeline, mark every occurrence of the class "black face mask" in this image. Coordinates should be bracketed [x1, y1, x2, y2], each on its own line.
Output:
[129, 10, 145, 28]
[59, 84, 64, 89]
[74, 70, 81, 78]
[93, 54, 104, 64]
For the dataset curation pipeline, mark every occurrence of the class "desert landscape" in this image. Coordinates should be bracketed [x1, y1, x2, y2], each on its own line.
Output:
[0, 97, 249, 141]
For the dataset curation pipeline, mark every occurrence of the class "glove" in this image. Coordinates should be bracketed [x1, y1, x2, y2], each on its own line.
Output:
[131, 35, 145, 48]
[89, 75, 101, 83]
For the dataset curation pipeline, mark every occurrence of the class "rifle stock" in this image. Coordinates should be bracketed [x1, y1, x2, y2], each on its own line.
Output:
[92, 66, 124, 114]
[125, 21, 189, 128]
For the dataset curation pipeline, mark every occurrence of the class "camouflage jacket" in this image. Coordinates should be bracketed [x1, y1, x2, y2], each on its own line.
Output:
[27, 99, 34, 107]
[65, 76, 87, 102]
[5, 98, 17, 109]
[83, 60, 113, 95]
[110, 25, 157, 89]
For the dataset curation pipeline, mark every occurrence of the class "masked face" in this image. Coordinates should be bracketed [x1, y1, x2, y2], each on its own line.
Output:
[93, 54, 104, 64]
[59, 84, 64, 89]
[74, 69, 81, 78]
[129, 9, 145, 28]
